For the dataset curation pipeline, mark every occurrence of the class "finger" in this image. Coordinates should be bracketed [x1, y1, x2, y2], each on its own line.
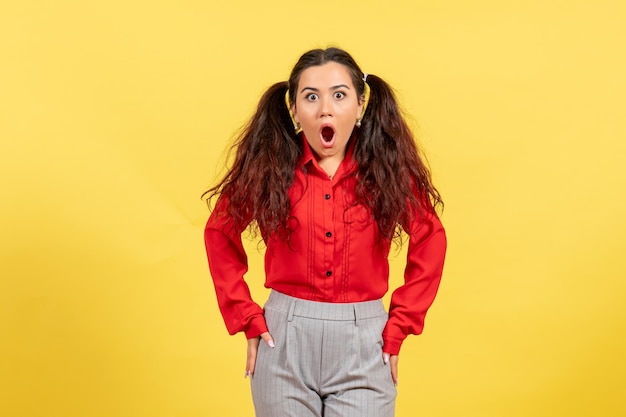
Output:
[389, 354, 399, 386]
[259, 331, 275, 348]
[246, 337, 260, 377]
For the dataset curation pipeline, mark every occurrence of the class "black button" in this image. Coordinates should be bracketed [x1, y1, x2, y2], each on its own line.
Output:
[325, 270, 332, 277]
[326, 231, 332, 237]
[324, 194, 331, 200]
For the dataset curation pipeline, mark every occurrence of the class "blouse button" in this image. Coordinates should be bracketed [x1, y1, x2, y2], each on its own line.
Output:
[324, 194, 331, 200]
[325, 231, 332, 238]
[325, 270, 332, 277]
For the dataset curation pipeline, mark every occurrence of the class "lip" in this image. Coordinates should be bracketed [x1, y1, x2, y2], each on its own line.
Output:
[319, 123, 336, 148]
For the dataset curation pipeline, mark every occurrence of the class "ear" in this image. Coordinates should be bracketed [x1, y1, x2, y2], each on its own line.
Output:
[357, 94, 365, 118]
[291, 104, 298, 123]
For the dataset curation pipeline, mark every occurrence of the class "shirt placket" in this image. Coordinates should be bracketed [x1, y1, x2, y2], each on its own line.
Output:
[320, 177, 335, 299]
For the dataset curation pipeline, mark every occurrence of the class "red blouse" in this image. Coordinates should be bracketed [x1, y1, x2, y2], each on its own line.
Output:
[204, 137, 447, 355]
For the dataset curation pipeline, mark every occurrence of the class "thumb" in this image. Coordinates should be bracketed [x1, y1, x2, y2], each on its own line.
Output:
[259, 331, 275, 348]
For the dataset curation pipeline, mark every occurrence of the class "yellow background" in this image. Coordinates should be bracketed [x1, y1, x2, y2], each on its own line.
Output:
[1, 1, 625, 416]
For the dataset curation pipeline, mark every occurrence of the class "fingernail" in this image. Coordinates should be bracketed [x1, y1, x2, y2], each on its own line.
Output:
[268, 340, 275, 348]
[244, 370, 250, 379]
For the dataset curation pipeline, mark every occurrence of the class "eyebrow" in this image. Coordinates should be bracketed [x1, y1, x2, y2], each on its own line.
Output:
[299, 84, 351, 93]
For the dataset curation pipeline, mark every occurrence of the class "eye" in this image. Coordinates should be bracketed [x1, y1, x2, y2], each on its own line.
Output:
[305, 93, 319, 101]
[333, 91, 346, 100]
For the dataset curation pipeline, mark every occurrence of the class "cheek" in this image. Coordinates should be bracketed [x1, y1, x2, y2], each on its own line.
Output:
[339, 113, 358, 131]
[295, 107, 315, 125]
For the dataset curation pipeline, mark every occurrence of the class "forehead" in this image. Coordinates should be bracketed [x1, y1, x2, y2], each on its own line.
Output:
[297, 62, 355, 89]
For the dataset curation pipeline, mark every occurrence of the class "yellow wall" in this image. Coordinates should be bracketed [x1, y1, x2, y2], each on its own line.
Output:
[1, 1, 625, 416]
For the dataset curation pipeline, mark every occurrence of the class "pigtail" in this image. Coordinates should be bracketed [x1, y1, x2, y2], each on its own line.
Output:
[203, 81, 302, 237]
[354, 74, 443, 239]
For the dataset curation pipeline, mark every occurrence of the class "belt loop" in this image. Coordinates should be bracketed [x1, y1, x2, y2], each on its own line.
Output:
[287, 299, 296, 322]
[353, 304, 360, 326]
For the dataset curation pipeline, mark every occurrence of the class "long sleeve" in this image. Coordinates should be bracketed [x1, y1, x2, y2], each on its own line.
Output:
[204, 197, 268, 339]
[382, 210, 447, 355]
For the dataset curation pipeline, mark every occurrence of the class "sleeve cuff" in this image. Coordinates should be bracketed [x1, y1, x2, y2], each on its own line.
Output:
[243, 314, 268, 339]
[382, 337, 404, 355]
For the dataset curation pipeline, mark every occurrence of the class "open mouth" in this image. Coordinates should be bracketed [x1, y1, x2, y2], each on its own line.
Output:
[321, 126, 335, 142]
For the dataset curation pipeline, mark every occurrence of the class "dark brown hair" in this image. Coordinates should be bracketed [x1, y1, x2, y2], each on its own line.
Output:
[203, 47, 442, 241]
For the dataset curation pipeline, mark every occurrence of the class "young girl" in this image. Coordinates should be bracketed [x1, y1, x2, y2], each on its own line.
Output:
[204, 47, 446, 417]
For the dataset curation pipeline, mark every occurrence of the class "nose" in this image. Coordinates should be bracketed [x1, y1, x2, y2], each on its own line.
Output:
[319, 95, 332, 117]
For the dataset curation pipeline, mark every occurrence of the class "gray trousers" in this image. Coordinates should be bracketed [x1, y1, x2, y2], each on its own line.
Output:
[251, 291, 397, 417]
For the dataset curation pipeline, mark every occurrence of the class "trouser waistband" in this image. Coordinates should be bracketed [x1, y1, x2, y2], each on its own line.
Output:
[265, 290, 387, 326]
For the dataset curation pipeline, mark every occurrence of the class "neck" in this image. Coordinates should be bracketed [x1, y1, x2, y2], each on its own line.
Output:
[317, 154, 344, 179]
